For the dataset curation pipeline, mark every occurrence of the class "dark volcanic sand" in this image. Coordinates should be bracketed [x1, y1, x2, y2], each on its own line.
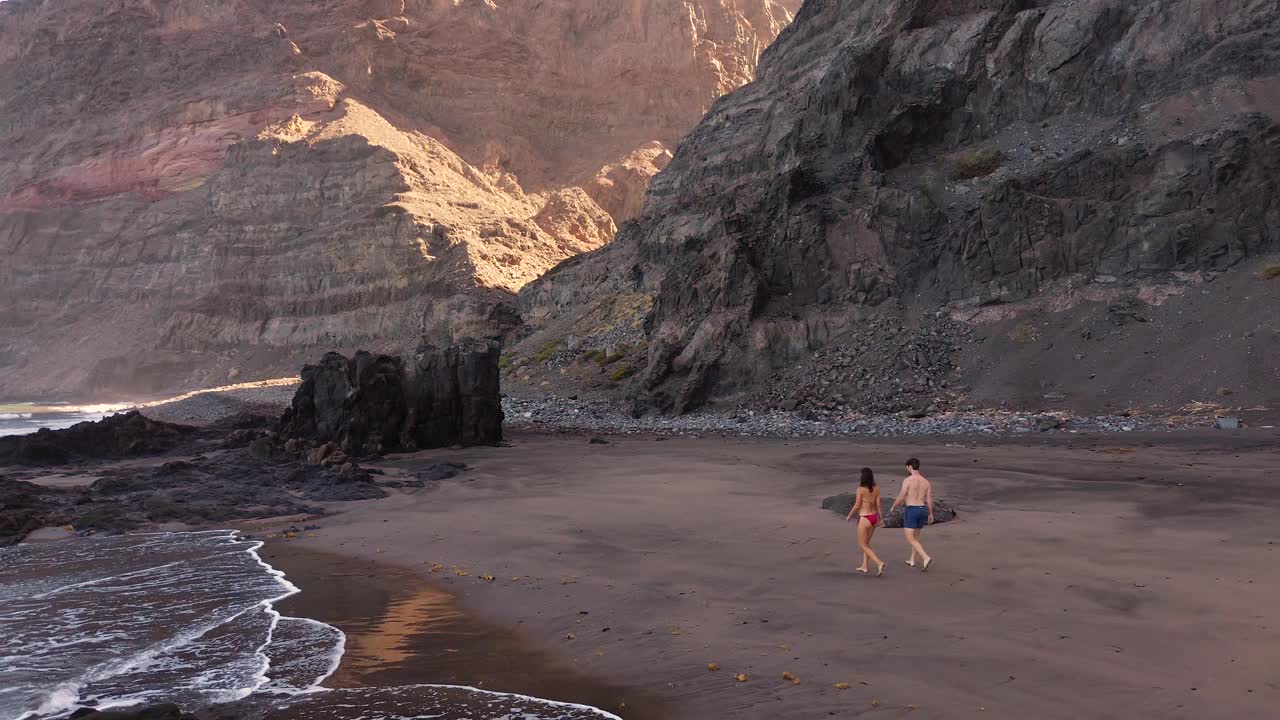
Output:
[262, 544, 671, 720]
[243, 428, 1280, 720]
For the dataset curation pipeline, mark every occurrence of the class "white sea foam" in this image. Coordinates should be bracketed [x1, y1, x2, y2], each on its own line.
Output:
[1, 531, 622, 720]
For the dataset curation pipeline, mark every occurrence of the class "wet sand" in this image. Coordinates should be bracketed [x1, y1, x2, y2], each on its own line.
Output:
[263, 544, 671, 719]
[258, 429, 1280, 719]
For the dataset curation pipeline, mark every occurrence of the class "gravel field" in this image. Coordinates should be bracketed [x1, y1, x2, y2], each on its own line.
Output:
[502, 397, 1207, 438]
[122, 381, 1230, 439]
[136, 383, 297, 426]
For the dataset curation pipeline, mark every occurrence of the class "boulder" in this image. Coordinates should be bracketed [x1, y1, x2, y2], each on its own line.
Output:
[279, 339, 502, 457]
[820, 493, 957, 528]
[1214, 417, 1241, 430]
[418, 462, 469, 481]
[1036, 416, 1064, 432]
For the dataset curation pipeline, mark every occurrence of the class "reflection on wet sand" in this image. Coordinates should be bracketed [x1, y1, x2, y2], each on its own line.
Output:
[339, 585, 467, 681]
[265, 545, 671, 720]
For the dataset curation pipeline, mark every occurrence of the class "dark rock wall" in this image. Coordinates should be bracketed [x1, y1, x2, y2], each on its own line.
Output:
[280, 340, 502, 455]
[520, 0, 1280, 414]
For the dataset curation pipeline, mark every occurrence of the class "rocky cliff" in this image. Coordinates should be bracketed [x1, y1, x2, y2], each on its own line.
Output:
[0, 0, 798, 399]
[517, 0, 1280, 417]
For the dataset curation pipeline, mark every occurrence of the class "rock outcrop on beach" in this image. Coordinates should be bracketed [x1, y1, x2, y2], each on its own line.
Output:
[0, 0, 799, 399]
[0, 446, 386, 546]
[0, 412, 196, 466]
[820, 493, 957, 528]
[279, 341, 503, 456]
[69, 704, 199, 720]
[516, 0, 1280, 416]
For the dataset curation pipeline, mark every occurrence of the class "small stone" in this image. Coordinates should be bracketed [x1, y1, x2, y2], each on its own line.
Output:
[1036, 417, 1062, 432]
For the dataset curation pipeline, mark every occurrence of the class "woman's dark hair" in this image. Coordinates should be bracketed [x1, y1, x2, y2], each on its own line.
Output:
[859, 467, 876, 489]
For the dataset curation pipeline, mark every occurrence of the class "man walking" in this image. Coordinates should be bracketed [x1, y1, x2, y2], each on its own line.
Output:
[890, 457, 934, 571]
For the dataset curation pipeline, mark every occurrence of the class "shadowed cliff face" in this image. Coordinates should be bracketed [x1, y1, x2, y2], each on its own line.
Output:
[0, 0, 797, 399]
[519, 0, 1280, 415]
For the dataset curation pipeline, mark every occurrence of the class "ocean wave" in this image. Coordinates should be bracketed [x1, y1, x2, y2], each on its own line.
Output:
[0, 531, 619, 720]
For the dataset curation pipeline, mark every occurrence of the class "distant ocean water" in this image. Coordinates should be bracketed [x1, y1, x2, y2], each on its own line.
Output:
[0, 403, 130, 438]
[0, 531, 620, 720]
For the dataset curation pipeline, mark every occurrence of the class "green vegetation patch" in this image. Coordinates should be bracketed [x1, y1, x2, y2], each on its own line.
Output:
[498, 354, 513, 371]
[1007, 322, 1040, 344]
[1260, 263, 1280, 280]
[532, 340, 563, 364]
[952, 149, 1006, 180]
[609, 363, 637, 382]
[580, 344, 631, 367]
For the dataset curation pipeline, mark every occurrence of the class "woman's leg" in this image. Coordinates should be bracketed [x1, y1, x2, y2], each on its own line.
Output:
[859, 520, 885, 575]
[856, 519, 870, 572]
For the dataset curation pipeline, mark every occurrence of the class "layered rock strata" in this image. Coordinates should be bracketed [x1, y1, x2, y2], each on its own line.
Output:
[0, 0, 798, 398]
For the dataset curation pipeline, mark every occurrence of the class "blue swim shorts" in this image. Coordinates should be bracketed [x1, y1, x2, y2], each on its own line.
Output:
[903, 505, 929, 529]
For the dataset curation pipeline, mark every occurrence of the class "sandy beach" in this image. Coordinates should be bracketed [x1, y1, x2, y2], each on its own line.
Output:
[252, 428, 1280, 720]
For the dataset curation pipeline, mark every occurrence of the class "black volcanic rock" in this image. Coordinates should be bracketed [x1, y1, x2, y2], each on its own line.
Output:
[280, 340, 503, 456]
[0, 411, 196, 466]
[1, 448, 387, 546]
[0, 476, 76, 546]
[520, 0, 1280, 415]
[821, 493, 957, 528]
[69, 703, 198, 720]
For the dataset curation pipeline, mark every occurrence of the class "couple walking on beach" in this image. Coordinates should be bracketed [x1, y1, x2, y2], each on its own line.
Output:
[845, 458, 934, 577]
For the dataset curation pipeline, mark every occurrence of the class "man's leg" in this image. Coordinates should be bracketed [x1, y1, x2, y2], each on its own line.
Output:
[906, 528, 931, 569]
[904, 527, 918, 566]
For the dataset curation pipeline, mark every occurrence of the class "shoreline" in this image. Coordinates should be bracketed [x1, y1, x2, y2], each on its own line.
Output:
[259, 541, 670, 719]
[8, 427, 1280, 718]
[235, 429, 1280, 720]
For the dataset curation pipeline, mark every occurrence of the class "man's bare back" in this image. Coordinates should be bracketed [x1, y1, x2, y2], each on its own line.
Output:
[900, 472, 932, 507]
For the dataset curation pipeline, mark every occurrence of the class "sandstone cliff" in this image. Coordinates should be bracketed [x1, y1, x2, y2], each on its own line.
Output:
[518, 0, 1280, 416]
[0, 0, 797, 399]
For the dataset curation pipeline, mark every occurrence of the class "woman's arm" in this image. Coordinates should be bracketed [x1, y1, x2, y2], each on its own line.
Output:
[846, 488, 864, 521]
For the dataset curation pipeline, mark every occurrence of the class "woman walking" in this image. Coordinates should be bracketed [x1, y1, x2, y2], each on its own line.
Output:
[846, 467, 886, 576]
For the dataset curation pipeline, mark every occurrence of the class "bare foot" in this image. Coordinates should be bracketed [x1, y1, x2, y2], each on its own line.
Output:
[905, 560, 916, 567]
[856, 566, 868, 574]
[922, 558, 933, 572]
[876, 562, 886, 577]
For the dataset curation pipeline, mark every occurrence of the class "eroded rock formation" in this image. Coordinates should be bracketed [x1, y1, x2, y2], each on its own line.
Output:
[0, 412, 196, 467]
[820, 493, 958, 528]
[0, 448, 386, 546]
[519, 0, 1280, 415]
[279, 341, 502, 455]
[0, 0, 798, 399]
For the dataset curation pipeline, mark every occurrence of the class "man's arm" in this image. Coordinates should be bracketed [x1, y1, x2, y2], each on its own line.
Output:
[890, 479, 909, 511]
[925, 480, 935, 523]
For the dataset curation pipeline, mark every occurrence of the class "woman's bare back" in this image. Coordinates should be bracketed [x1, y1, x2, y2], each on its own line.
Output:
[857, 486, 881, 517]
